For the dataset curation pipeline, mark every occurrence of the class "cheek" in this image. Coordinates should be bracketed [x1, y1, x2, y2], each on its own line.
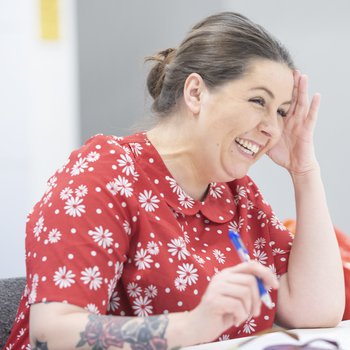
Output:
[275, 119, 285, 138]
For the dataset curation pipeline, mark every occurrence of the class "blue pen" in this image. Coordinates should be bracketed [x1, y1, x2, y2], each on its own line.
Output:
[228, 230, 273, 309]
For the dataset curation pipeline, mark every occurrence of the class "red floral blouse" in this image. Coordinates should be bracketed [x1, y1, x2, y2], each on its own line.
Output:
[5, 132, 293, 349]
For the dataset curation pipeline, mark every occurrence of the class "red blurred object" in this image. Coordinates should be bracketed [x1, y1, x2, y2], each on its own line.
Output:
[283, 219, 350, 321]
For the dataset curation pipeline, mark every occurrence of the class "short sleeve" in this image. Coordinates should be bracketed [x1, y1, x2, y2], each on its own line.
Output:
[25, 135, 138, 314]
[244, 176, 294, 277]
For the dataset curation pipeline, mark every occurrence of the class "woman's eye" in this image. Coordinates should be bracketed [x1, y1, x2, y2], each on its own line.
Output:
[277, 108, 287, 118]
[250, 97, 265, 107]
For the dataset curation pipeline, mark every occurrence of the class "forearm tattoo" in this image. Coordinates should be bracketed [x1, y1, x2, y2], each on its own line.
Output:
[77, 314, 170, 350]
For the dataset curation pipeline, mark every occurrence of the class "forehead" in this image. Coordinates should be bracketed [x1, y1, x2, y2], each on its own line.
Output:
[246, 59, 293, 81]
[222, 59, 294, 101]
[245, 60, 293, 93]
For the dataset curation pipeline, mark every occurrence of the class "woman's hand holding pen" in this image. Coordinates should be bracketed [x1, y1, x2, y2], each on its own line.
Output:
[267, 71, 321, 176]
[189, 261, 279, 342]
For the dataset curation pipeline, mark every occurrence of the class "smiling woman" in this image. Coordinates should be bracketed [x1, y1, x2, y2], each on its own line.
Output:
[153, 59, 295, 192]
[5, 11, 344, 350]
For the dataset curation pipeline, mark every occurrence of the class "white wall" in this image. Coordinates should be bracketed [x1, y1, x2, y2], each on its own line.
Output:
[0, 0, 79, 278]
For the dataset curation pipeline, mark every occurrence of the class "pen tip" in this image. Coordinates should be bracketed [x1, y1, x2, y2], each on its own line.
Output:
[261, 293, 274, 309]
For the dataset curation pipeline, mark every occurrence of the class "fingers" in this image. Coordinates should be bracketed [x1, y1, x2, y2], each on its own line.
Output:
[211, 273, 261, 317]
[228, 260, 279, 291]
[203, 294, 253, 328]
[288, 69, 301, 116]
[199, 261, 278, 329]
[223, 296, 254, 327]
[295, 74, 309, 117]
[288, 71, 320, 122]
[307, 93, 321, 125]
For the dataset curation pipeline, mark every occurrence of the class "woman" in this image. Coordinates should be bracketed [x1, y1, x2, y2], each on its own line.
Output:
[6, 11, 344, 350]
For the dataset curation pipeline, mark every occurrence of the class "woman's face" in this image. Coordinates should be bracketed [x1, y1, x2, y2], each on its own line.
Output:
[194, 59, 294, 182]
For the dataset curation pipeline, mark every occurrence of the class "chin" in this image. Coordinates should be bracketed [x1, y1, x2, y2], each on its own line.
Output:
[230, 173, 248, 182]
[218, 169, 248, 183]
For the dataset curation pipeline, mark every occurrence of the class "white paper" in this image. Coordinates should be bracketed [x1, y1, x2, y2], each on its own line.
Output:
[183, 320, 350, 350]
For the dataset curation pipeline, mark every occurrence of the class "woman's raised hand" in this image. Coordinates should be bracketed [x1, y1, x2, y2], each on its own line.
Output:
[267, 71, 321, 175]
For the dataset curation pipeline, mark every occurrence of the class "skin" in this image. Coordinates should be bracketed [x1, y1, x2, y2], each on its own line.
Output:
[29, 59, 345, 349]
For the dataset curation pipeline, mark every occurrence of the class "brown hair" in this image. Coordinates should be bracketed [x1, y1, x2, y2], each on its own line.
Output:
[146, 11, 295, 116]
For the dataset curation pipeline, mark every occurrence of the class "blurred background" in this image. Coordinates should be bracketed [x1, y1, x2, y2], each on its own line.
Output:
[1, 0, 349, 278]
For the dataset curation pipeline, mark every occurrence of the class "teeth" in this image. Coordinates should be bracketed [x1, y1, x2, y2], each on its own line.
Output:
[235, 137, 260, 155]
[237, 143, 254, 155]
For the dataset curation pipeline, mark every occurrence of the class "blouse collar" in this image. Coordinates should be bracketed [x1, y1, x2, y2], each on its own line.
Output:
[123, 133, 235, 224]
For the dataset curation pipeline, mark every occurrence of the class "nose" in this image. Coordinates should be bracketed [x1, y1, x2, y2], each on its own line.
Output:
[258, 112, 281, 138]
[258, 120, 272, 137]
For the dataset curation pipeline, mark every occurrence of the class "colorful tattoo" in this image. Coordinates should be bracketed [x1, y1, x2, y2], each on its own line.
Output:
[77, 314, 169, 350]
[32, 340, 49, 350]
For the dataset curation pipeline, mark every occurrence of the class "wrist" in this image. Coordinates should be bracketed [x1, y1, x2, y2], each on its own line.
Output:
[289, 163, 321, 182]
[186, 309, 212, 344]
[166, 310, 208, 347]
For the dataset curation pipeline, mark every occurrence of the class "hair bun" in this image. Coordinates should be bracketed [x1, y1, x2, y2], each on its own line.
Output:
[145, 48, 176, 100]
[158, 48, 176, 63]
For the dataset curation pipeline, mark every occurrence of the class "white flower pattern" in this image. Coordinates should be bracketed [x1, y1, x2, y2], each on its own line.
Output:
[134, 249, 153, 270]
[271, 214, 287, 231]
[213, 249, 226, 264]
[177, 263, 198, 286]
[48, 228, 61, 243]
[138, 190, 160, 212]
[75, 185, 88, 197]
[243, 317, 257, 334]
[33, 216, 44, 238]
[71, 157, 89, 176]
[127, 282, 142, 298]
[85, 303, 100, 314]
[64, 197, 86, 217]
[86, 151, 100, 162]
[60, 187, 73, 200]
[132, 296, 153, 317]
[88, 226, 114, 249]
[117, 154, 135, 175]
[81, 266, 103, 290]
[209, 184, 223, 199]
[167, 238, 190, 260]
[108, 291, 120, 312]
[53, 266, 76, 288]
[147, 241, 159, 255]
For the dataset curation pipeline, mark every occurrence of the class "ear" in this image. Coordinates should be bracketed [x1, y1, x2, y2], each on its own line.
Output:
[183, 73, 206, 115]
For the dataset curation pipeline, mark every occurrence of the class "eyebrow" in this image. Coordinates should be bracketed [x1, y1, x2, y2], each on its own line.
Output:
[250, 86, 292, 105]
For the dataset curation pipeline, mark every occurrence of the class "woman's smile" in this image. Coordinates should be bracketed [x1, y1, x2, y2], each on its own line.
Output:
[234, 137, 262, 158]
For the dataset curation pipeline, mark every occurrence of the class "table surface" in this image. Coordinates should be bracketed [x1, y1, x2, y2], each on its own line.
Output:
[183, 320, 350, 350]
